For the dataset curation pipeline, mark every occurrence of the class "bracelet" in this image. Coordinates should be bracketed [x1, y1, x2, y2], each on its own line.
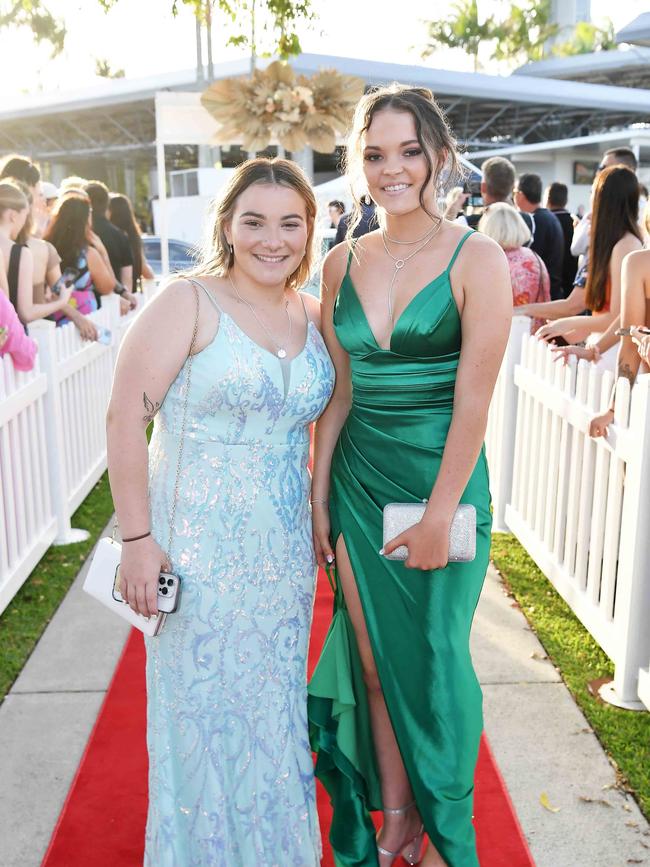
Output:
[113, 282, 126, 296]
[310, 498, 328, 504]
[122, 530, 151, 543]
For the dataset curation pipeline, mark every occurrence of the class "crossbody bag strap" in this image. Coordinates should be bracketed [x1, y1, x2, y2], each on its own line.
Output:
[165, 282, 201, 563]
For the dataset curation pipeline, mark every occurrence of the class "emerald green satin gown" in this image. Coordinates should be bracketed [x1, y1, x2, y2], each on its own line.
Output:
[308, 230, 490, 867]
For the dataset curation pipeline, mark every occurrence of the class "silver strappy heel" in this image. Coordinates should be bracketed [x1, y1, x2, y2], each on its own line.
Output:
[376, 800, 425, 865]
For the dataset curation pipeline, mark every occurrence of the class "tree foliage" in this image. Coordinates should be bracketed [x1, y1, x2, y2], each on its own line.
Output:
[493, 0, 558, 64]
[0, 0, 66, 56]
[172, 0, 314, 59]
[422, 0, 496, 71]
[95, 57, 125, 78]
[422, 0, 625, 69]
[553, 19, 617, 57]
[1, 0, 313, 63]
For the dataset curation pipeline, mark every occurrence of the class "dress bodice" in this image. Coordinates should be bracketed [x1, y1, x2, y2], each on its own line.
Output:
[156, 305, 335, 448]
[333, 231, 472, 416]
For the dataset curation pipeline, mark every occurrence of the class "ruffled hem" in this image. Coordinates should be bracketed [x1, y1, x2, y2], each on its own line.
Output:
[308, 583, 382, 867]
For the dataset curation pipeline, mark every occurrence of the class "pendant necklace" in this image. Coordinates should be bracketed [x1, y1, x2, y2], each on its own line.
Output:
[381, 217, 443, 323]
[228, 272, 292, 359]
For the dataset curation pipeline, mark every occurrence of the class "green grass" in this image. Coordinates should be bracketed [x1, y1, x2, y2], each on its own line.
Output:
[0, 472, 115, 703]
[491, 532, 650, 818]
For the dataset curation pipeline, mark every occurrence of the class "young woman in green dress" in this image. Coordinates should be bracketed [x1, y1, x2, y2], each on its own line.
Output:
[309, 85, 512, 867]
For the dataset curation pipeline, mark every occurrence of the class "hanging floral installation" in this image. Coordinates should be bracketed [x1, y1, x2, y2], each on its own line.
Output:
[200, 61, 365, 153]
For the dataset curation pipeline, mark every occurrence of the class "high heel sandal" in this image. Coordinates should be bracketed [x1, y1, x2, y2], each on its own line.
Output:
[376, 800, 425, 866]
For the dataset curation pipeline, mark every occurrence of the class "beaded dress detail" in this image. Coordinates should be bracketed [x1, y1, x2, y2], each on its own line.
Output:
[144, 284, 334, 866]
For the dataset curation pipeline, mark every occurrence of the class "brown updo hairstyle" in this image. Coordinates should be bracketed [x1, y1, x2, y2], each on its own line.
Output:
[188, 157, 317, 291]
[585, 165, 641, 312]
[344, 83, 461, 240]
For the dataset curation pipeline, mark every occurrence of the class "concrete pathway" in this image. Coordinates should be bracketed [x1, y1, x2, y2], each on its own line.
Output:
[0, 526, 648, 866]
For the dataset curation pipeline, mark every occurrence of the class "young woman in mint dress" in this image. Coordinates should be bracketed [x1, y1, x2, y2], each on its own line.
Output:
[107, 159, 334, 866]
[310, 86, 512, 866]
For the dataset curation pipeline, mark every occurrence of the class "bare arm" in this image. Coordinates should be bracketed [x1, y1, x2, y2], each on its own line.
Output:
[536, 235, 641, 344]
[517, 283, 585, 320]
[427, 237, 512, 517]
[142, 253, 155, 280]
[383, 235, 512, 568]
[16, 247, 71, 323]
[120, 265, 133, 293]
[106, 279, 216, 616]
[589, 250, 649, 436]
[87, 246, 117, 295]
[311, 244, 352, 566]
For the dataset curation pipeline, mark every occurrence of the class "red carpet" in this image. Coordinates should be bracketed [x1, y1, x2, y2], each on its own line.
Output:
[43, 569, 534, 866]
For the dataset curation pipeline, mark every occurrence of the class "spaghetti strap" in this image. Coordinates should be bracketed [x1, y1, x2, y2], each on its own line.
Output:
[298, 291, 310, 324]
[186, 277, 222, 313]
[446, 229, 474, 274]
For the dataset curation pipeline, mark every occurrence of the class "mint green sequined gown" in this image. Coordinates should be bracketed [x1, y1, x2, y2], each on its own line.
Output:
[145, 286, 334, 867]
[308, 231, 490, 867]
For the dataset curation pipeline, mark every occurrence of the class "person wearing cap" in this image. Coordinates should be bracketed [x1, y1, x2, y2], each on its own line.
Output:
[41, 181, 60, 233]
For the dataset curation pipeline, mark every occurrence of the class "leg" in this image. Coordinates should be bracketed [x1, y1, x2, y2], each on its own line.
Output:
[335, 537, 445, 866]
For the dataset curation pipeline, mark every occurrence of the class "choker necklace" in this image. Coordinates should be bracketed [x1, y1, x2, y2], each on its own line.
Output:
[228, 272, 292, 359]
[383, 216, 442, 245]
[381, 219, 443, 323]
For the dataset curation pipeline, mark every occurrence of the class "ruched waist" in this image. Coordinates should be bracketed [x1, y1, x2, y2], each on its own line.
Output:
[350, 352, 458, 410]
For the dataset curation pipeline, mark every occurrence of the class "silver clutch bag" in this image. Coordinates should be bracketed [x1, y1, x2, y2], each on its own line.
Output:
[382, 502, 476, 562]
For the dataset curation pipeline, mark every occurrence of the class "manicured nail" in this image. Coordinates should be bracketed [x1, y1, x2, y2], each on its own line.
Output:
[326, 554, 334, 563]
[379, 548, 384, 555]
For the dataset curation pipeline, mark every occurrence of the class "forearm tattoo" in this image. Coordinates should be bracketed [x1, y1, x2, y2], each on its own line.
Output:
[143, 392, 161, 424]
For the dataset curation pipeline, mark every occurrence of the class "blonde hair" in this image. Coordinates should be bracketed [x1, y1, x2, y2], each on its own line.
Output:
[344, 83, 462, 241]
[445, 185, 464, 211]
[188, 157, 317, 291]
[60, 176, 89, 193]
[478, 201, 531, 249]
[0, 181, 29, 220]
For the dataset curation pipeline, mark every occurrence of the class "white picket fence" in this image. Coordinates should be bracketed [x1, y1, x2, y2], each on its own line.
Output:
[490, 328, 650, 710]
[0, 282, 157, 615]
[2, 295, 650, 709]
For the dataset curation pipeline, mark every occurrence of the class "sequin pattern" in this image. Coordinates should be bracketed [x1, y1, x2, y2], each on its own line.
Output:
[144, 310, 334, 867]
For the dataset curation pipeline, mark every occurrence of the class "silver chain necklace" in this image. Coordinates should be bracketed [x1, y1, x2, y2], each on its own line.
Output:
[228, 272, 293, 359]
[383, 215, 442, 245]
[381, 219, 443, 323]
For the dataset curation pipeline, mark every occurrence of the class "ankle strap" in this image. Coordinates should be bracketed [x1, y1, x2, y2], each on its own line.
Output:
[383, 799, 416, 815]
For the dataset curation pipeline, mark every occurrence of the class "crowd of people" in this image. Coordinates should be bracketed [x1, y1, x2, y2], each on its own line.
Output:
[0, 154, 154, 372]
[3, 144, 649, 438]
[327, 146, 650, 430]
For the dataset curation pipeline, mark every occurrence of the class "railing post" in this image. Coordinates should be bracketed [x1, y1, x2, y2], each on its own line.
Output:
[489, 315, 529, 533]
[27, 321, 90, 544]
[601, 374, 650, 709]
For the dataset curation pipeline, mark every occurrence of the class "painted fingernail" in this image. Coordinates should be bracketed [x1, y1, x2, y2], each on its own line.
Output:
[379, 548, 385, 555]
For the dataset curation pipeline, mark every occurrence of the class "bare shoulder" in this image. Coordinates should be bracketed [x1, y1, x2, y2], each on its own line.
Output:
[614, 232, 644, 257]
[137, 277, 207, 330]
[624, 248, 650, 270]
[321, 243, 349, 295]
[299, 291, 321, 328]
[458, 230, 509, 276]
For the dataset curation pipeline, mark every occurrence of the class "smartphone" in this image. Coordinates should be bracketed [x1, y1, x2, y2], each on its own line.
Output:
[615, 326, 650, 337]
[96, 326, 112, 346]
[51, 267, 79, 296]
